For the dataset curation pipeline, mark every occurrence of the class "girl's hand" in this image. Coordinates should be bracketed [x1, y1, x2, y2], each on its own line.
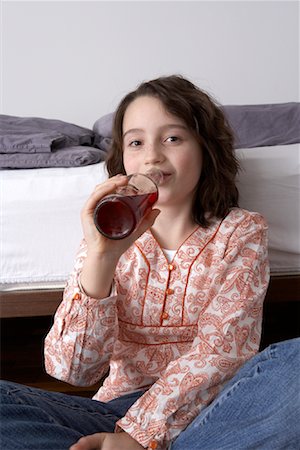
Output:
[79, 174, 160, 298]
[81, 174, 160, 258]
[69, 432, 145, 450]
[81, 175, 128, 253]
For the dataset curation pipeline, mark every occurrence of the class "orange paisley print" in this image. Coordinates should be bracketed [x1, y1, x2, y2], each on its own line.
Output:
[44, 208, 269, 449]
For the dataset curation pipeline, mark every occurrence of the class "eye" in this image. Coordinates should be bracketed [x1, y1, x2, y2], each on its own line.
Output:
[129, 140, 142, 147]
[165, 136, 180, 143]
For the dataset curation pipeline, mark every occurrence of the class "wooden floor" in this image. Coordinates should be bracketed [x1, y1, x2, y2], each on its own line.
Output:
[1, 301, 299, 397]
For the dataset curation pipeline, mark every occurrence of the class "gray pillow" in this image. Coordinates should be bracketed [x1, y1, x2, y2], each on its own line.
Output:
[223, 103, 300, 148]
[92, 103, 300, 149]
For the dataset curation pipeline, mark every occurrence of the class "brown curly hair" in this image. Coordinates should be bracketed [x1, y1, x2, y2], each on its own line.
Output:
[106, 75, 239, 227]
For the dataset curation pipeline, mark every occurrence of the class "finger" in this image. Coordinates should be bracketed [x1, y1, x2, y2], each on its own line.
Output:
[83, 176, 128, 214]
[93, 174, 126, 191]
[92, 175, 128, 197]
[69, 433, 105, 450]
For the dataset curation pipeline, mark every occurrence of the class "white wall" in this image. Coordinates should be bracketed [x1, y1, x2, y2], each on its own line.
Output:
[1, 1, 299, 128]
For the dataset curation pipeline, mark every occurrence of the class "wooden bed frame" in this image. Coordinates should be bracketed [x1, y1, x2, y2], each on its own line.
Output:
[1, 274, 299, 318]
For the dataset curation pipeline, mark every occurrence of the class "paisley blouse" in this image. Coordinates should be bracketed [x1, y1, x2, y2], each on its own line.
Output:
[44, 208, 269, 449]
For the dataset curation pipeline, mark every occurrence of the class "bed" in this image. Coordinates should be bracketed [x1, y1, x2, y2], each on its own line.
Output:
[1, 103, 299, 319]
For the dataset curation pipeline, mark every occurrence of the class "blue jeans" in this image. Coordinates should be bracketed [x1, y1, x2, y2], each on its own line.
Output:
[0, 384, 144, 449]
[171, 337, 300, 450]
[1, 338, 299, 450]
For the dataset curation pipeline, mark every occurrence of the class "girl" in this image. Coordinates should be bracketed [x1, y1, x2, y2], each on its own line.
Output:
[1, 75, 270, 450]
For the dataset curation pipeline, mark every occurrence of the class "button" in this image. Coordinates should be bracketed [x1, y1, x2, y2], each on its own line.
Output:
[148, 441, 158, 449]
[166, 288, 174, 295]
[162, 311, 169, 320]
[73, 292, 81, 300]
[168, 263, 175, 271]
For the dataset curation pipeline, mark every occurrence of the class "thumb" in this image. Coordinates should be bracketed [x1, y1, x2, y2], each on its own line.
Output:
[70, 433, 105, 450]
[132, 208, 161, 239]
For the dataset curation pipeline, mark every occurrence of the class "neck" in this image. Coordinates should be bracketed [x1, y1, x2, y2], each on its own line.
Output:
[151, 205, 198, 250]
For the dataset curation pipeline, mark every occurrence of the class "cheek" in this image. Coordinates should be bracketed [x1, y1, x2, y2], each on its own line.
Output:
[178, 151, 202, 179]
[122, 152, 138, 174]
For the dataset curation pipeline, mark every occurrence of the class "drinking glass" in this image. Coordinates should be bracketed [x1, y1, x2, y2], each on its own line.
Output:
[93, 168, 162, 240]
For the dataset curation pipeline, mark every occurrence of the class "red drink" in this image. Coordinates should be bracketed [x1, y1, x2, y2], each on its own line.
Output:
[94, 191, 158, 239]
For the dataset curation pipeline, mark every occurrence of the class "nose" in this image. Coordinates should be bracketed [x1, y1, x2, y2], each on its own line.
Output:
[144, 142, 165, 166]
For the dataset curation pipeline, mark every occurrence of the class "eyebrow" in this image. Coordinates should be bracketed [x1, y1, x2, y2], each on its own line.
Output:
[123, 124, 188, 139]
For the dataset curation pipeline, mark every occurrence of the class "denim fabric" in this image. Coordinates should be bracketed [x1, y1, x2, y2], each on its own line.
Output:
[1, 339, 299, 450]
[171, 338, 300, 450]
[0, 382, 144, 449]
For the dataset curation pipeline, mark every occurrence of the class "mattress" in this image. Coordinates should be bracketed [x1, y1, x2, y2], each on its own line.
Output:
[1, 143, 299, 292]
[0, 162, 108, 291]
[236, 143, 300, 275]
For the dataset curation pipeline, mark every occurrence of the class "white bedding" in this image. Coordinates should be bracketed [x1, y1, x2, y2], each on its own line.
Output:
[1, 143, 299, 291]
[236, 143, 300, 274]
[0, 162, 108, 290]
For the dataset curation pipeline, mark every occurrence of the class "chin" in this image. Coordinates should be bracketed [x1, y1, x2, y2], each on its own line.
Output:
[156, 193, 172, 207]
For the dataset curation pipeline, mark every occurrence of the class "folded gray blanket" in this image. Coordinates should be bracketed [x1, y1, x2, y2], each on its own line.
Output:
[0, 115, 107, 169]
[0, 146, 107, 169]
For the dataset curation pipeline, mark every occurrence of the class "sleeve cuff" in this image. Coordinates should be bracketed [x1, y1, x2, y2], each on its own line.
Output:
[72, 271, 117, 304]
[116, 417, 165, 450]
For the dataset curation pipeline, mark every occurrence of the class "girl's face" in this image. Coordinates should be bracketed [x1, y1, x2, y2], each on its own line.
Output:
[122, 95, 203, 209]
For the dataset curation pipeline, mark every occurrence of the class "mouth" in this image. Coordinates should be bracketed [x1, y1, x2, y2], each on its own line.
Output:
[160, 172, 172, 184]
[143, 168, 172, 186]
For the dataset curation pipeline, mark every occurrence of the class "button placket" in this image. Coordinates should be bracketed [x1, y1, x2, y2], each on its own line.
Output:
[161, 263, 176, 322]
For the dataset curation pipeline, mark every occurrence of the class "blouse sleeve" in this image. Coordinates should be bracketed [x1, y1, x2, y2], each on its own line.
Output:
[117, 213, 270, 449]
[44, 239, 118, 387]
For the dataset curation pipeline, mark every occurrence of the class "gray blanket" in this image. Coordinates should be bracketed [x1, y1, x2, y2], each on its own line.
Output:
[0, 115, 107, 169]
